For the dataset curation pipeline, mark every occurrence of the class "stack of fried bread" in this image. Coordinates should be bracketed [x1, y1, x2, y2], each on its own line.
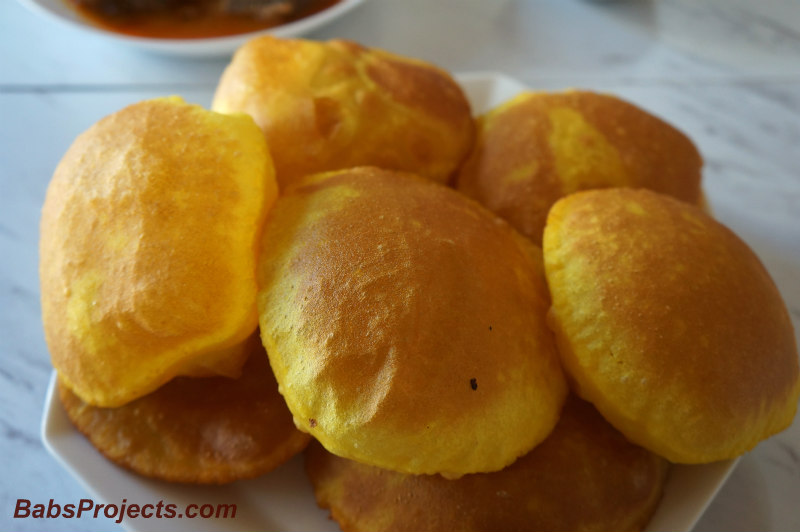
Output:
[40, 35, 799, 530]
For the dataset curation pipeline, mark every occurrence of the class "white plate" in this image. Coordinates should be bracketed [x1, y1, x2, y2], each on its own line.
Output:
[15, 0, 368, 57]
[40, 73, 739, 532]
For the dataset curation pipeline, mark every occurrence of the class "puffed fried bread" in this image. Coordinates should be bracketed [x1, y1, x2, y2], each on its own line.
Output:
[457, 91, 703, 245]
[543, 188, 800, 463]
[257, 166, 567, 477]
[306, 395, 669, 532]
[213, 36, 474, 187]
[40, 96, 277, 407]
[58, 334, 310, 484]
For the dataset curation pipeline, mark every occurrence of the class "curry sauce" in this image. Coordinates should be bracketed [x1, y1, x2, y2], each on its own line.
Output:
[64, 0, 342, 39]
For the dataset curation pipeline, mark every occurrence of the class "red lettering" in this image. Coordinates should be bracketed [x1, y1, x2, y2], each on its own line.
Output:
[104, 504, 118, 519]
[13, 499, 30, 518]
[46, 499, 61, 518]
[163, 503, 177, 518]
[77, 499, 93, 518]
[216, 504, 236, 519]
[116, 500, 126, 524]
[10, 498, 238, 522]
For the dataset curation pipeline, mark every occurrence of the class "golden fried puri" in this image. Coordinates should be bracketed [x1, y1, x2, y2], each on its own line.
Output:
[543, 188, 800, 463]
[58, 334, 310, 484]
[306, 395, 669, 532]
[456, 91, 703, 245]
[40, 97, 278, 407]
[212, 36, 474, 187]
[257, 167, 567, 477]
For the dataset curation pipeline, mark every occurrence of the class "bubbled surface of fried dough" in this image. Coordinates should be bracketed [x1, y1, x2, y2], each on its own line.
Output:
[257, 167, 567, 477]
[40, 97, 277, 408]
[543, 188, 800, 463]
[306, 395, 669, 532]
[456, 91, 703, 245]
[58, 335, 310, 484]
[212, 36, 474, 187]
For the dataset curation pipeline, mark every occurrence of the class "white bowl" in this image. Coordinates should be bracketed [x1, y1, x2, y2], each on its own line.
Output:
[15, 0, 368, 56]
[40, 72, 739, 532]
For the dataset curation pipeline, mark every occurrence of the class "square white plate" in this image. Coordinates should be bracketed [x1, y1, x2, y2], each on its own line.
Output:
[41, 72, 739, 532]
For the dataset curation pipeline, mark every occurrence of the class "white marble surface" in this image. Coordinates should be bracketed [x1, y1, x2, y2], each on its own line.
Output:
[1, 0, 799, 531]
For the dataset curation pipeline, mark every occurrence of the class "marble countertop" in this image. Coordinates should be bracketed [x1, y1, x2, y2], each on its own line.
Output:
[1, 0, 799, 531]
